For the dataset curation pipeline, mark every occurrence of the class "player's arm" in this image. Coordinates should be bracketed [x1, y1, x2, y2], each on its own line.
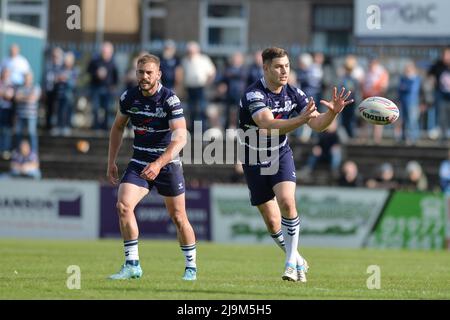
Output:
[252, 100, 318, 135]
[140, 118, 187, 181]
[107, 109, 129, 185]
[308, 87, 354, 132]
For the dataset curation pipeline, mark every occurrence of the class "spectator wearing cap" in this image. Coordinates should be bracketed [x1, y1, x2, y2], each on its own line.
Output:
[401, 160, 428, 192]
[366, 162, 398, 190]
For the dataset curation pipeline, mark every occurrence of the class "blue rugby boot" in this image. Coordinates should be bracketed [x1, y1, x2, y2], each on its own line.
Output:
[182, 267, 197, 281]
[108, 263, 143, 280]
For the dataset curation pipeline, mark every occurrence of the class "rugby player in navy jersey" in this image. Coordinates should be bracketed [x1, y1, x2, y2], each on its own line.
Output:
[107, 54, 197, 280]
[239, 47, 353, 282]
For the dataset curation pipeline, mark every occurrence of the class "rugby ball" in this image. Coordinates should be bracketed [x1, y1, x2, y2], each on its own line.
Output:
[358, 96, 399, 125]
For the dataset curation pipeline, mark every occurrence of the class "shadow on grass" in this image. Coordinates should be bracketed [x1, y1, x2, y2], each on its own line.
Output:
[92, 284, 306, 299]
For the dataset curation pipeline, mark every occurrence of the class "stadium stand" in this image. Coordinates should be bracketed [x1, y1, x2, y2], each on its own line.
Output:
[0, 131, 446, 191]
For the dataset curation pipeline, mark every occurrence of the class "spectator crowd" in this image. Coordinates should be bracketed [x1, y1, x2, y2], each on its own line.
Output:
[0, 40, 449, 192]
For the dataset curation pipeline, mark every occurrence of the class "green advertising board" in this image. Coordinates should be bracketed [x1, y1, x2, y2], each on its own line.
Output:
[368, 192, 445, 249]
[212, 185, 389, 247]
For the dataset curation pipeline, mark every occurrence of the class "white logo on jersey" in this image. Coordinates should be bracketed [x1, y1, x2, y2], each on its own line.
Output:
[285, 100, 292, 109]
[246, 91, 264, 102]
[154, 107, 167, 118]
[296, 88, 306, 97]
[127, 107, 167, 118]
[167, 95, 181, 107]
[120, 91, 127, 101]
[272, 102, 297, 113]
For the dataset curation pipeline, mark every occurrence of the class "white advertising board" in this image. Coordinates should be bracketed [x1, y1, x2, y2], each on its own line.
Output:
[0, 179, 99, 239]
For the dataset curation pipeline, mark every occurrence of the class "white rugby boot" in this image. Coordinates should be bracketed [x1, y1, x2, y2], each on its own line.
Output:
[282, 263, 298, 282]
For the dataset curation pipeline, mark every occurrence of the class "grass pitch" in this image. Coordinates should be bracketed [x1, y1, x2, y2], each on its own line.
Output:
[1, 239, 449, 300]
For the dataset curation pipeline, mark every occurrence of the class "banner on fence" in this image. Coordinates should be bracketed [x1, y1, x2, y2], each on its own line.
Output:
[367, 191, 445, 249]
[0, 179, 99, 238]
[211, 185, 389, 247]
[100, 186, 211, 240]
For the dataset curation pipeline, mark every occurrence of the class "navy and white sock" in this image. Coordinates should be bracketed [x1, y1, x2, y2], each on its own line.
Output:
[271, 230, 286, 251]
[180, 243, 197, 269]
[271, 229, 305, 267]
[281, 216, 300, 267]
[124, 239, 139, 266]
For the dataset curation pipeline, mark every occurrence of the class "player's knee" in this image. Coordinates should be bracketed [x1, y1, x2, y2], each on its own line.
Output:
[116, 201, 132, 218]
[170, 210, 188, 228]
[277, 198, 296, 215]
[265, 216, 280, 233]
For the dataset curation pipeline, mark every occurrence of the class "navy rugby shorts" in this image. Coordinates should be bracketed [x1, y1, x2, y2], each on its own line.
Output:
[120, 161, 185, 197]
[242, 147, 297, 206]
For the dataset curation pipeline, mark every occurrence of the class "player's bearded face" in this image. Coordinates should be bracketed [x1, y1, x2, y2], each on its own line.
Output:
[265, 56, 290, 87]
[137, 62, 161, 92]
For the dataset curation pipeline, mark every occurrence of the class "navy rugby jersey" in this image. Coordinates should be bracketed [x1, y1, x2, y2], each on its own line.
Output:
[239, 78, 309, 163]
[119, 83, 184, 166]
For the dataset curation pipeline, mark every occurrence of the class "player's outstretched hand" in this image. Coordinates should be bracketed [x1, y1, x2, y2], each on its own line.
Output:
[320, 87, 354, 114]
[299, 97, 319, 122]
[107, 163, 119, 185]
[140, 161, 162, 181]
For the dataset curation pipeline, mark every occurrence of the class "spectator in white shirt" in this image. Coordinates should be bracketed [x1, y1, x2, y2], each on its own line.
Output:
[181, 41, 216, 130]
[1, 44, 31, 86]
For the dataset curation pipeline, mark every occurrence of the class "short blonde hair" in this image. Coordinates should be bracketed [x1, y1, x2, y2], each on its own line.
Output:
[137, 54, 160, 68]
